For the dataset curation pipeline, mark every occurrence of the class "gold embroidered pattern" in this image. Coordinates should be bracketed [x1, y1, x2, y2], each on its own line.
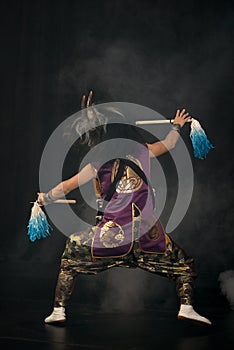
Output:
[115, 155, 143, 193]
[146, 224, 161, 241]
[93, 174, 102, 197]
[99, 221, 125, 248]
[111, 159, 120, 183]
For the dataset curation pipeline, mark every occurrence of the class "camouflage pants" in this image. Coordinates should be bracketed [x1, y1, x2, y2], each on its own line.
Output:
[53, 230, 196, 307]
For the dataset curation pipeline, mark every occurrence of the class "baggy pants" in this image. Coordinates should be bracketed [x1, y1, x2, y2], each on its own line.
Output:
[53, 229, 197, 307]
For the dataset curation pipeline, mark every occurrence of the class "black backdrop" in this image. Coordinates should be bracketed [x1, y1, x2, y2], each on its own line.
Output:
[1, 0, 234, 292]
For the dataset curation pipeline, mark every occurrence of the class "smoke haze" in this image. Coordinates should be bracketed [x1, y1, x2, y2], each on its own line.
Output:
[219, 270, 234, 310]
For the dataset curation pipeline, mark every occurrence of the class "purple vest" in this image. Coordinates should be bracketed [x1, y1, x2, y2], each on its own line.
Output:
[92, 144, 166, 258]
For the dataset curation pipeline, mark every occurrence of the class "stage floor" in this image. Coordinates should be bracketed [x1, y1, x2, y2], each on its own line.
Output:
[1, 260, 233, 350]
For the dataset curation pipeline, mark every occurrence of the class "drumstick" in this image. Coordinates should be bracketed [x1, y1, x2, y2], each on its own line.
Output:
[30, 199, 76, 204]
[52, 199, 76, 204]
[135, 119, 174, 125]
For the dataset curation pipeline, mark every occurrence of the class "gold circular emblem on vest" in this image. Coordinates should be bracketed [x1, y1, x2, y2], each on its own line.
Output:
[99, 221, 125, 248]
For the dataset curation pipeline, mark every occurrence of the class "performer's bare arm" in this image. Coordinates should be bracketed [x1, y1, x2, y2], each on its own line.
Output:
[147, 109, 191, 157]
[37, 163, 96, 205]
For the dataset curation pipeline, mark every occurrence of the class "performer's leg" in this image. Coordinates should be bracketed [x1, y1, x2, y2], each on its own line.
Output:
[171, 239, 196, 306]
[44, 229, 126, 324]
[53, 258, 78, 308]
[44, 258, 78, 324]
[135, 235, 211, 325]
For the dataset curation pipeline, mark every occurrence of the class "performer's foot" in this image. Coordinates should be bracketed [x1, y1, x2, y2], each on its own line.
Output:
[177, 305, 211, 325]
[44, 307, 66, 324]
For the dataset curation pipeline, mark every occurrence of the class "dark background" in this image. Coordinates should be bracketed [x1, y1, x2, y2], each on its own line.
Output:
[1, 0, 234, 311]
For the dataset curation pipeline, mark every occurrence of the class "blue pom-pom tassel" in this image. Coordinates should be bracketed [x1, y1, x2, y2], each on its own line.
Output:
[190, 119, 214, 160]
[27, 202, 52, 242]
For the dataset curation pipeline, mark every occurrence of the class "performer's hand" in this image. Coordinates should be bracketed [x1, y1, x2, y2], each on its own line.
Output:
[37, 192, 47, 206]
[173, 109, 192, 127]
[81, 90, 93, 109]
[80, 90, 95, 121]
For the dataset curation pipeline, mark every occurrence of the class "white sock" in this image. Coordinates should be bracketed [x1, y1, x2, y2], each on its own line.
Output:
[178, 304, 211, 325]
[179, 304, 193, 313]
[44, 306, 66, 323]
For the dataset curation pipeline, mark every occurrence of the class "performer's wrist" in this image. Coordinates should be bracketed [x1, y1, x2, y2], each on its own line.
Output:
[43, 191, 54, 204]
[172, 123, 181, 133]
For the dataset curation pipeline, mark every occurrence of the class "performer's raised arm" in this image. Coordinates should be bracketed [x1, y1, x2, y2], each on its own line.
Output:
[37, 163, 96, 206]
[147, 109, 191, 157]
